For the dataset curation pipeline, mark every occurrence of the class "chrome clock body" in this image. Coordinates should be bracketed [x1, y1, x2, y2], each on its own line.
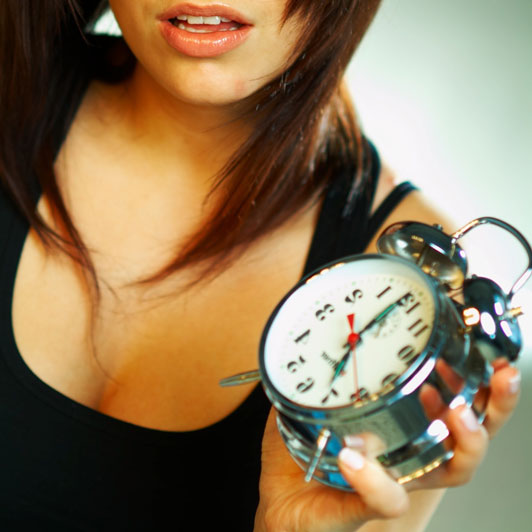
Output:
[221, 217, 532, 490]
[259, 254, 465, 488]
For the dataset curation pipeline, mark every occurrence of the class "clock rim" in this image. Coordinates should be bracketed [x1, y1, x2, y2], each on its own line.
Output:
[259, 253, 447, 420]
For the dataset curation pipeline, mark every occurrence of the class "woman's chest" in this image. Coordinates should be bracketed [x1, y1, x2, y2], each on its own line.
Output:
[11, 207, 316, 432]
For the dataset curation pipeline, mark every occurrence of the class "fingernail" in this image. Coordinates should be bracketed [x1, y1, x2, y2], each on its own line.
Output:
[460, 407, 480, 432]
[509, 372, 521, 394]
[343, 435, 365, 450]
[339, 447, 365, 471]
[449, 395, 466, 410]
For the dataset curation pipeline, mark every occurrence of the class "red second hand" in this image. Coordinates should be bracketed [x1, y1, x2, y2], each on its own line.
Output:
[347, 314, 360, 400]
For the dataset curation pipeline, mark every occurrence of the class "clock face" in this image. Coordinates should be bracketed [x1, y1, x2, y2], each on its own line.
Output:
[261, 255, 437, 409]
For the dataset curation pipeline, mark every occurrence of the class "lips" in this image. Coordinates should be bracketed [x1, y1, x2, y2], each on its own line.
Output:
[157, 3, 252, 26]
[157, 3, 253, 58]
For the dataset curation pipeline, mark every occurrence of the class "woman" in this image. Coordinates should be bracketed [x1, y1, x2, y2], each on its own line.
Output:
[0, 1, 520, 530]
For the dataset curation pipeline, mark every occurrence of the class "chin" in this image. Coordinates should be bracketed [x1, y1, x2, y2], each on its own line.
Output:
[174, 77, 254, 107]
[150, 60, 263, 108]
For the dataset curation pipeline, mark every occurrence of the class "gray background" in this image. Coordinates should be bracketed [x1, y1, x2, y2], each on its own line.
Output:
[347, 1, 532, 531]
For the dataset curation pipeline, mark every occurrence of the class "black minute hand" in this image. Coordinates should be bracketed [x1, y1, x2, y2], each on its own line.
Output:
[357, 292, 412, 339]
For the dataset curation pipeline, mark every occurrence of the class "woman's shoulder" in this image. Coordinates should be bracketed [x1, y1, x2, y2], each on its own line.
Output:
[365, 163, 456, 253]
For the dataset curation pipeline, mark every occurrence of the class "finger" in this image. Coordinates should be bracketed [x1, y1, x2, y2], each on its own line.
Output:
[491, 357, 511, 371]
[434, 359, 464, 394]
[419, 383, 447, 419]
[260, 409, 304, 476]
[483, 364, 521, 437]
[338, 447, 409, 519]
[431, 405, 489, 487]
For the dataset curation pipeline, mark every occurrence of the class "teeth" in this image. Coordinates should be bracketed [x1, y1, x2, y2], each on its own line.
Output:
[189, 15, 207, 24]
[177, 22, 239, 33]
[175, 15, 233, 25]
[205, 16, 223, 25]
[177, 23, 210, 33]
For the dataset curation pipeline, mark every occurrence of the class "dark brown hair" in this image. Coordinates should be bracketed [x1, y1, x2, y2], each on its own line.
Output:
[0, 0, 381, 286]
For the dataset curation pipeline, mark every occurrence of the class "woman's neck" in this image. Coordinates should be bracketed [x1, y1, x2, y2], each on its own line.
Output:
[93, 62, 251, 192]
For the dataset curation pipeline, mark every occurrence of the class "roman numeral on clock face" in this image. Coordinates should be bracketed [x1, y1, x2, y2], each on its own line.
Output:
[408, 319, 429, 337]
[377, 286, 392, 298]
[406, 301, 420, 314]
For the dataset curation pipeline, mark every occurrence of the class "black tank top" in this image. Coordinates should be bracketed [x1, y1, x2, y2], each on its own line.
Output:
[0, 85, 416, 531]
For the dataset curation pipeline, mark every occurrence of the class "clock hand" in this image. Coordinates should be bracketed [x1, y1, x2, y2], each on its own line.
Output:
[357, 292, 412, 339]
[347, 313, 359, 347]
[330, 346, 352, 386]
[330, 314, 360, 386]
[348, 313, 361, 400]
[329, 294, 411, 387]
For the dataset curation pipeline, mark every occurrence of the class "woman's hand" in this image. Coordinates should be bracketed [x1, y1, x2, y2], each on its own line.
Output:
[254, 360, 521, 532]
[255, 409, 409, 532]
[409, 359, 520, 489]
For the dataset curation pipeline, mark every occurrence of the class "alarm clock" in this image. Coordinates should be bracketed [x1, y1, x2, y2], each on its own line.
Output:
[221, 217, 531, 490]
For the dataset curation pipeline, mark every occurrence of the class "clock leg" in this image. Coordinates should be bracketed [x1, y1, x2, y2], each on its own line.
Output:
[304, 428, 332, 483]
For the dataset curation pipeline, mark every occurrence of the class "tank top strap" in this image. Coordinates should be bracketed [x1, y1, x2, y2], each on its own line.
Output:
[303, 140, 379, 275]
[303, 144, 417, 276]
[364, 180, 418, 244]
